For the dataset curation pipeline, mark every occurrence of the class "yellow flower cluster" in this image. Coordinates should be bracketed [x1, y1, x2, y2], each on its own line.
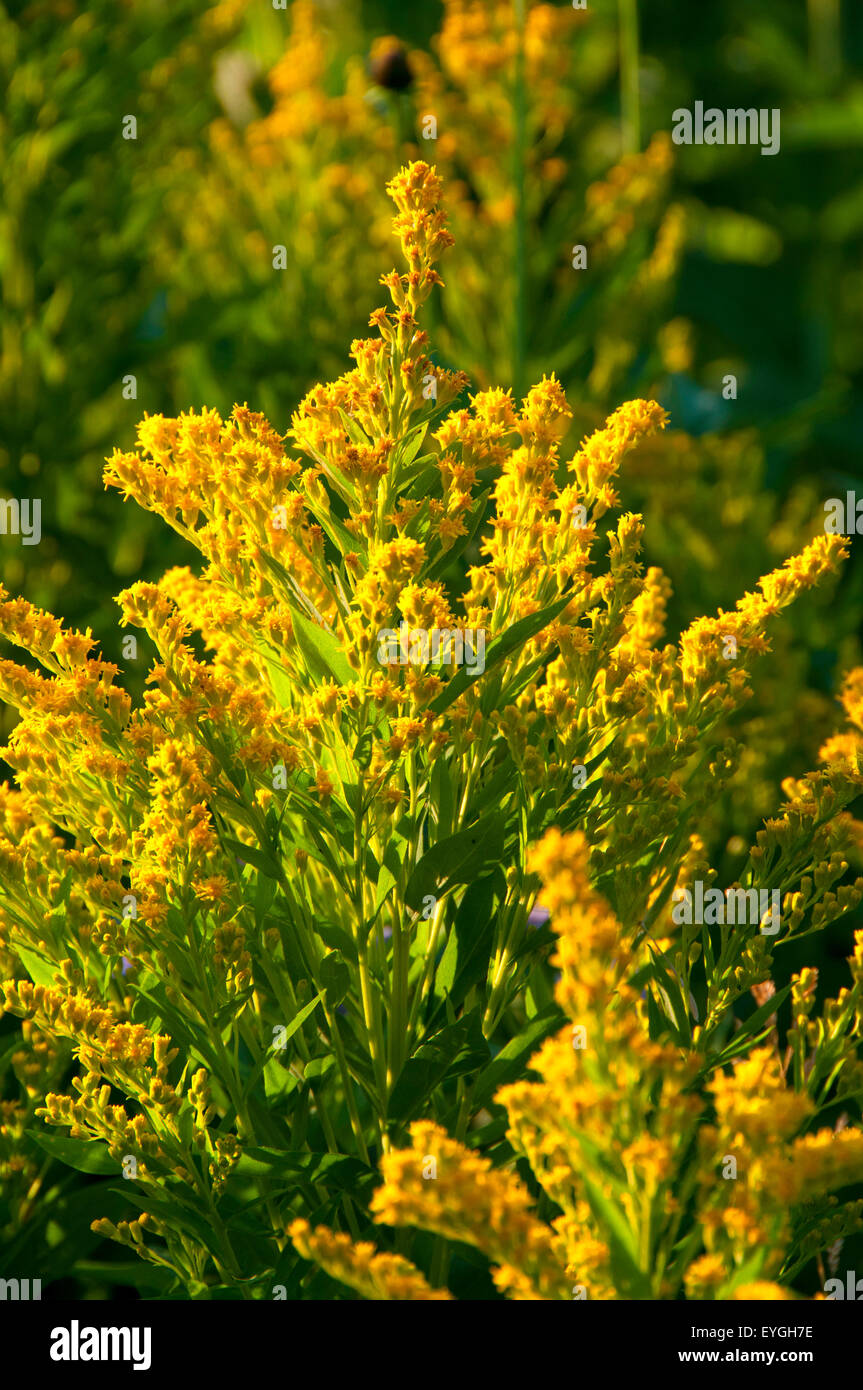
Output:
[371, 1120, 570, 1300]
[288, 1218, 452, 1301]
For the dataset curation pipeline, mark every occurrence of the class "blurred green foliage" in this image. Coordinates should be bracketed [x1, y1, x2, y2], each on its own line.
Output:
[0, 0, 243, 647]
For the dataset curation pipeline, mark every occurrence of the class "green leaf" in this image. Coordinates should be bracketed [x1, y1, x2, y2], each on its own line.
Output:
[472, 1006, 563, 1109]
[281, 819, 345, 884]
[464, 1112, 509, 1151]
[580, 1169, 652, 1298]
[14, 942, 58, 988]
[221, 835, 284, 883]
[0, 1033, 24, 1080]
[315, 505, 366, 563]
[256, 640, 296, 710]
[467, 753, 517, 818]
[396, 420, 430, 470]
[512, 920, 556, 964]
[290, 609, 354, 686]
[525, 965, 555, 1020]
[316, 920, 358, 964]
[9, 1180, 131, 1284]
[303, 1055, 335, 1085]
[404, 812, 507, 911]
[721, 1246, 771, 1297]
[278, 991, 324, 1047]
[644, 982, 669, 1044]
[405, 462, 440, 501]
[373, 862, 398, 917]
[432, 870, 505, 1015]
[233, 1148, 373, 1196]
[330, 1011, 377, 1095]
[254, 871, 278, 926]
[645, 959, 692, 1047]
[388, 1014, 489, 1124]
[247, 991, 324, 1105]
[427, 593, 572, 716]
[701, 920, 716, 979]
[665, 1224, 706, 1290]
[214, 989, 255, 1029]
[353, 726, 376, 771]
[319, 952, 350, 1007]
[336, 407, 372, 447]
[429, 753, 456, 840]
[704, 983, 793, 1070]
[27, 1130, 116, 1176]
[263, 1053, 299, 1104]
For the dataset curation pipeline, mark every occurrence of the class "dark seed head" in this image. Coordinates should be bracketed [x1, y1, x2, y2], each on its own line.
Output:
[369, 43, 413, 92]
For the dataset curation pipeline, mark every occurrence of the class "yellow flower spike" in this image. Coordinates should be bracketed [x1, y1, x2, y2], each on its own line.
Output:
[289, 1219, 452, 1301]
[369, 1120, 570, 1300]
[526, 829, 630, 1020]
[519, 374, 572, 447]
[618, 566, 672, 662]
[568, 399, 669, 510]
[707, 1046, 814, 1151]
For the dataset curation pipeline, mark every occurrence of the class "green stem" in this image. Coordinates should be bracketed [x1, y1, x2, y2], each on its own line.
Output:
[512, 0, 528, 401]
[323, 998, 372, 1165]
[350, 762, 388, 1141]
[618, 0, 641, 154]
[405, 892, 447, 1047]
[389, 751, 417, 1085]
[483, 887, 532, 1038]
[314, 1082, 362, 1239]
[427, 1080, 476, 1291]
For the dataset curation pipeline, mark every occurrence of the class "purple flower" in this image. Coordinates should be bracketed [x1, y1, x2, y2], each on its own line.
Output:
[528, 903, 550, 928]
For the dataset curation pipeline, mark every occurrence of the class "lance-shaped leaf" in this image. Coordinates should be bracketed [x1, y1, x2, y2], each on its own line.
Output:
[404, 811, 507, 911]
[427, 593, 573, 716]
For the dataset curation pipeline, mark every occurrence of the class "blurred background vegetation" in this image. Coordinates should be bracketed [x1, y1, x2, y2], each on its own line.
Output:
[1, 0, 863, 1295]
[2, 0, 861, 622]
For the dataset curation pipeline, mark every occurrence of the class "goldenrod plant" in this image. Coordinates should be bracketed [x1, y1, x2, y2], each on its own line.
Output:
[1, 164, 861, 1299]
